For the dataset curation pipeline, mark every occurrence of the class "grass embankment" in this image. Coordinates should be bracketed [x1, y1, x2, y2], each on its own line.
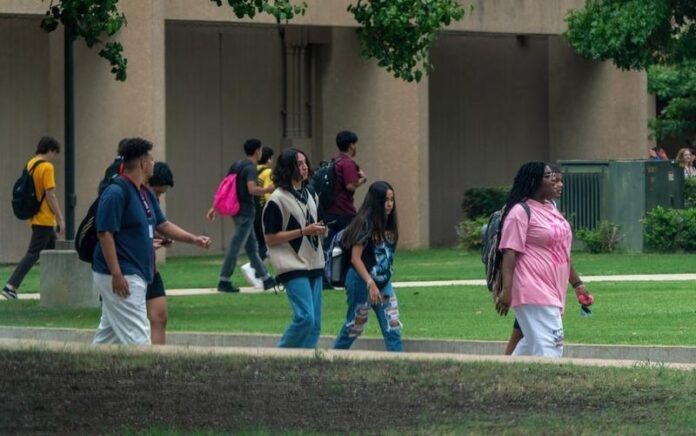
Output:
[2, 249, 696, 292]
[1, 281, 694, 346]
[1, 349, 695, 434]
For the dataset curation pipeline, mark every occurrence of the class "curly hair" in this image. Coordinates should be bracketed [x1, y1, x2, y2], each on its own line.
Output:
[271, 148, 311, 191]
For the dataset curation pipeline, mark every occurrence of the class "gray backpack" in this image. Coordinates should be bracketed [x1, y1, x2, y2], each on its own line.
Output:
[481, 202, 530, 292]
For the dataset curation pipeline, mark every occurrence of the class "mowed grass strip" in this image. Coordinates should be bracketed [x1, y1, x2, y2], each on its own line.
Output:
[2, 249, 696, 293]
[1, 349, 695, 434]
[1, 281, 694, 346]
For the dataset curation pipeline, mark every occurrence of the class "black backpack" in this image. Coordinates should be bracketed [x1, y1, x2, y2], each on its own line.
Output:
[11, 160, 46, 220]
[97, 156, 124, 195]
[481, 202, 530, 293]
[310, 158, 344, 210]
[75, 177, 130, 263]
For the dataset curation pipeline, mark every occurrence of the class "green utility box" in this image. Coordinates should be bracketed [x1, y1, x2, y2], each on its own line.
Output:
[560, 160, 684, 252]
[606, 160, 684, 251]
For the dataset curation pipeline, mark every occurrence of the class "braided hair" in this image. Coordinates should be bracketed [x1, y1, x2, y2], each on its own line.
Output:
[500, 161, 547, 225]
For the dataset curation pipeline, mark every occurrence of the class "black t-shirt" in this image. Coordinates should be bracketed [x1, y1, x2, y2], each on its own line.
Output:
[227, 160, 258, 217]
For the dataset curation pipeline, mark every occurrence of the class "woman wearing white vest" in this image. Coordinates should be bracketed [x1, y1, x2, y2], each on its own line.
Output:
[263, 148, 327, 348]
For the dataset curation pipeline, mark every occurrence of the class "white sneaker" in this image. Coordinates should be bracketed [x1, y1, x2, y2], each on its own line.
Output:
[241, 262, 263, 289]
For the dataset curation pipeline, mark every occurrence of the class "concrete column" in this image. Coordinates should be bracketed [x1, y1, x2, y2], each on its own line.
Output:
[40, 241, 98, 308]
[548, 36, 653, 161]
[317, 28, 429, 248]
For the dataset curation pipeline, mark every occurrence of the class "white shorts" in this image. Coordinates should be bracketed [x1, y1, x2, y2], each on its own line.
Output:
[92, 272, 151, 345]
[512, 304, 564, 358]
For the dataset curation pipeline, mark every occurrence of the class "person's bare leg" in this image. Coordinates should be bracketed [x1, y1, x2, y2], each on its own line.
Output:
[504, 328, 523, 355]
[146, 296, 168, 345]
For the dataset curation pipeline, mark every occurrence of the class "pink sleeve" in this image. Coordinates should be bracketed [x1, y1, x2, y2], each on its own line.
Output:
[499, 204, 528, 253]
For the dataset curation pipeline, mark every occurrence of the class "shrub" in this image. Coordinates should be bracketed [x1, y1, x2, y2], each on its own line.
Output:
[461, 186, 509, 220]
[576, 221, 622, 253]
[685, 177, 696, 209]
[642, 206, 682, 252]
[455, 216, 489, 250]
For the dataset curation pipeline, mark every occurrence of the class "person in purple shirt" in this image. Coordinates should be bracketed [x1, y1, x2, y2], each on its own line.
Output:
[322, 130, 368, 257]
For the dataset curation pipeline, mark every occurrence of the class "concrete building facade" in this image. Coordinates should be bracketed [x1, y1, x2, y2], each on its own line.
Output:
[0, 0, 653, 261]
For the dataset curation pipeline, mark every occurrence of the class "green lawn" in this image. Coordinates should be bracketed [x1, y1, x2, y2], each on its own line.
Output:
[2, 281, 695, 346]
[3, 349, 696, 434]
[2, 248, 695, 292]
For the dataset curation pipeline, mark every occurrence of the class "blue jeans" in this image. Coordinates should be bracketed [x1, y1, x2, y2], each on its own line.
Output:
[219, 214, 267, 282]
[334, 268, 403, 352]
[278, 275, 323, 348]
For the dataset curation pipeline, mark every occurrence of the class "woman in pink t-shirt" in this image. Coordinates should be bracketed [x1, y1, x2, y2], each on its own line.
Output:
[495, 162, 590, 357]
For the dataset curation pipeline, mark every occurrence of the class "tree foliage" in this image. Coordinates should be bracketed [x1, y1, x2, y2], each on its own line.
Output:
[347, 0, 466, 82]
[565, 0, 696, 140]
[42, 0, 466, 83]
[41, 0, 127, 81]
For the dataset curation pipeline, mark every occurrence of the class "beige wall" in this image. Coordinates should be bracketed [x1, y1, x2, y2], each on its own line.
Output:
[165, 23, 283, 257]
[0, 17, 53, 263]
[428, 33, 550, 245]
[317, 27, 430, 248]
[164, 0, 586, 35]
[548, 36, 652, 161]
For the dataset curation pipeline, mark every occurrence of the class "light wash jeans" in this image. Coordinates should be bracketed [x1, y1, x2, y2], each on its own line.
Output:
[334, 268, 403, 352]
[278, 276, 323, 348]
[219, 214, 268, 282]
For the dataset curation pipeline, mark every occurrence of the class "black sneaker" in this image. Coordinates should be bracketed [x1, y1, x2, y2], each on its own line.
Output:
[217, 281, 240, 293]
[2, 286, 18, 300]
[262, 277, 277, 292]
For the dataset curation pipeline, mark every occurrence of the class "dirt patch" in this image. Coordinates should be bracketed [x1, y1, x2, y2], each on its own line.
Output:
[0, 350, 685, 434]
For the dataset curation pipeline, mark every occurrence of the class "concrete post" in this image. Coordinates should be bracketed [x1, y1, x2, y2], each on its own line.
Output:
[39, 240, 98, 308]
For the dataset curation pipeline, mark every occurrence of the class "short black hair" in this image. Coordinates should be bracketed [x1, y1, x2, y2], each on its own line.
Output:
[35, 136, 60, 154]
[149, 161, 174, 188]
[259, 146, 274, 165]
[117, 138, 128, 156]
[336, 130, 358, 152]
[243, 138, 263, 156]
[120, 137, 153, 168]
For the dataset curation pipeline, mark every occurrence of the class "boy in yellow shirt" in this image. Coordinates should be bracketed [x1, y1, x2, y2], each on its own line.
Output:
[3, 136, 65, 300]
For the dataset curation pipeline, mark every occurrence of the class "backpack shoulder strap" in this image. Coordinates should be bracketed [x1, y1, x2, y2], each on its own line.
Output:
[111, 177, 132, 210]
[28, 159, 47, 173]
[520, 201, 531, 222]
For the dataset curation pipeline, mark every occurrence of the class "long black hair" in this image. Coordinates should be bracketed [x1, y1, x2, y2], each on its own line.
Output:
[500, 161, 547, 224]
[272, 148, 311, 191]
[341, 181, 398, 248]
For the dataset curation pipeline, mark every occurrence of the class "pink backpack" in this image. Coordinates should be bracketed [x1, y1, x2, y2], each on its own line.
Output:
[213, 173, 241, 216]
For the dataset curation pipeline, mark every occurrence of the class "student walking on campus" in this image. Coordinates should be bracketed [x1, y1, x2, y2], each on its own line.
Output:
[503, 164, 593, 355]
[146, 162, 175, 345]
[3, 136, 65, 300]
[495, 162, 587, 357]
[240, 146, 275, 288]
[334, 181, 402, 352]
[207, 139, 276, 293]
[92, 138, 211, 345]
[263, 148, 327, 348]
[322, 130, 367, 249]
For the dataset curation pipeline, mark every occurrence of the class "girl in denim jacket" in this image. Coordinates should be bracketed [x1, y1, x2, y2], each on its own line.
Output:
[333, 181, 402, 352]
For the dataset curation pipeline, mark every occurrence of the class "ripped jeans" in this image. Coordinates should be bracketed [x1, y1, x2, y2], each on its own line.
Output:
[333, 268, 403, 352]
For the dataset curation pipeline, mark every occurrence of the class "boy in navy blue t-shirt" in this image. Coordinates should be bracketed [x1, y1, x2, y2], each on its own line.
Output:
[92, 138, 211, 345]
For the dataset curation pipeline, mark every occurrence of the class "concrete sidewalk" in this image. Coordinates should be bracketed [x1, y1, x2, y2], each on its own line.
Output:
[0, 336, 694, 371]
[1, 327, 695, 365]
[9, 273, 696, 300]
